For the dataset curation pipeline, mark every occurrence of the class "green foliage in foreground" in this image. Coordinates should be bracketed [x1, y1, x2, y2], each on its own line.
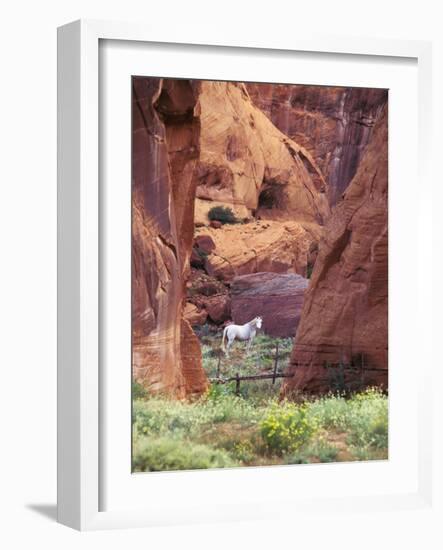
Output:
[260, 404, 317, 455]
[133, 437, 235, 472]
[132, 388, 388, 472]
[308, 387, 389, 450]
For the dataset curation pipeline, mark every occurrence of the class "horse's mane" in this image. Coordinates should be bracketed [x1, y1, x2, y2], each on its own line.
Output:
[248, 317, 261, 325]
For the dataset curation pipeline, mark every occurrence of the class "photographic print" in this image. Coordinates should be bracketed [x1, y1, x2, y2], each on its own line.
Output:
[132, 77, 388, 472]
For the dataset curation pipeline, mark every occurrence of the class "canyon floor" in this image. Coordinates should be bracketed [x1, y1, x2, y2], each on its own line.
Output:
[132, 329, 388, 472]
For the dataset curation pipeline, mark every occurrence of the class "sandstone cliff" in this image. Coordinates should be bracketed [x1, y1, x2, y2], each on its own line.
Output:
[281, 103, 388, 395]
[195, 82, 330, 226]
[247, 83, 387, 205]
[132, 77, 388, 397]
[132, 78, 208, 397]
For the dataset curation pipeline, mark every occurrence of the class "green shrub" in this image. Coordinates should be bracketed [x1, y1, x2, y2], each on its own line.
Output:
[208, 206, 237, 224]
[132, 381, 148, 400]
[231, 440, 256, 463]
[206, 382, 235, 401]
[349, 446, 372, 461]
[347, 399, 388, 449]
[284, 439, 339, 465]
[306, 263, 314, 279]
[308, 394, 350, 431]
[308, 438, 340, 463]
[133, 437, 237, 472]
[369, 408, 389, 449]
[308, 388, 388, 451]
[132, 393, 260, 440]
[260, 403, 316, 455]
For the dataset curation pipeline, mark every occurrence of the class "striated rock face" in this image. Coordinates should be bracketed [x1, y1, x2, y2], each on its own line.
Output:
[195, 220, 321, 282]
[247, 83, 387, 205]
[281, 104, 388, 395]
[231, 273, 309, 337]
[132, 77, 208, 397]
[194, 82, 330, 226]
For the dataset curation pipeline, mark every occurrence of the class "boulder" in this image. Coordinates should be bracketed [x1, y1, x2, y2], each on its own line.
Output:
[231, 272, 309, 337]
[196, 220, 321, 282]
[209, 219, 222, 229]
[190, 247, 205, 269]
[281, 104, 388, 395]
[183, 302, 208, 326]
[194, 234, 216, 255]
[205, 295, 231, 324]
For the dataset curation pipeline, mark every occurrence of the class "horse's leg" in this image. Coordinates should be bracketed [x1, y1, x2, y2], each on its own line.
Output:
[247, 332, 256, 354]
[226, 336, 233, 358]
[246, 337, 252, 354]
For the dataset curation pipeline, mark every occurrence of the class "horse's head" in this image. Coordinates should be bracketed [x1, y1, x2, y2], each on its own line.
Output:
[255, 316, 263, 329]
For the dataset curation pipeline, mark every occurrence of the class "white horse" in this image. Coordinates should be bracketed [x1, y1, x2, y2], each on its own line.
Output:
[221, 317, 263, 357]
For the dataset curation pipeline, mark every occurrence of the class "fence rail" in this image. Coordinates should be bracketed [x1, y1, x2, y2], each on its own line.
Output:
[210, 347, 386, 395]
[210, 372, 294, 394]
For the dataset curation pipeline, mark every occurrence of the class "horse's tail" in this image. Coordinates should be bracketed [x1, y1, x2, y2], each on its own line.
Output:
[221, 326, 228, 351]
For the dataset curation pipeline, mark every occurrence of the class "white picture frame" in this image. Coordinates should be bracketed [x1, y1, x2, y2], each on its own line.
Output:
[57, 19, 436, 532]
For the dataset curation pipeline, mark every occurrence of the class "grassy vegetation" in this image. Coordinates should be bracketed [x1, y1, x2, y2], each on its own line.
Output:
[132, 332, 388, 472]
[198, 329, 293, 401]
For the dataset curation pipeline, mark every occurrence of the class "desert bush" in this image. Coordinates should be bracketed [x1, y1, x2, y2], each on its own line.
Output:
[132, 381, 148, 400]
[230, 440, 257, 463]
[206, 382, 235, 400]
[260, 403, 316, 455]
[368, 409, 389, 449]
[133, 437, 236, 472]
[306, 263, 314, 279]
[308, 388, 388, 450]
[203, 392, 260, 424]
[133, 393, 260, 440]
[284, 439, 339, 465]
[307, 438, 340, 463]
[208, 206, 237, 224]
[346, 394, 388, 449]
[307, 394, 350, 431]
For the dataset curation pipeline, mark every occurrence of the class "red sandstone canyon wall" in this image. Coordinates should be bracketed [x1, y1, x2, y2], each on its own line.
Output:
[133, 77, 388, 397]
[281, 103, 388, 395]
[195, 81, 330, 226]
[247, 83, 388, 205]
[132, 77, 208, 397]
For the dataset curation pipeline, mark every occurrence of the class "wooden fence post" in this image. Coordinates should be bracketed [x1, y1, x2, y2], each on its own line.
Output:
[235, 372, 240, 395]
[361, 353, 365, 387]
[216, 353, 221, 378]
[272, 342, 279, 384]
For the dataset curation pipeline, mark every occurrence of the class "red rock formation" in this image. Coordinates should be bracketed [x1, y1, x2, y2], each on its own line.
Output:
[204, 294, 232, 324]
[183, 302, 208, 326]
[281, 104, 388, 395]
[231, 273, 309, 337]
[185, 269, 230, 326]
[132, 77, 208, 397]
[247, 83, 387, 205]
[195, 220, 321, 282]
[194, 82, 330, 226]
